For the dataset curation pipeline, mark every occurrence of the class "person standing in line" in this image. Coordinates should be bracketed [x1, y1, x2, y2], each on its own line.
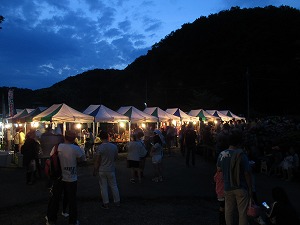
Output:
[184, 123, 197, 167]
[18, 127, 26, 152]
[125, 134, 147, 184]
[93, 130, 120, 209]
[215, 123, 231, 162]
[150, 133, 164, 182]
[21, 130, 40, 185]
[40, 127, 64, 188]
[13, 127, 20, 153]
[165, 126, 174, 156]
[136, 131, 147, 178]
[216, 129, 252, 225]
[178, 124, 186, 157]
[84, 128, 94, 159]
[46, 130, 85, 225]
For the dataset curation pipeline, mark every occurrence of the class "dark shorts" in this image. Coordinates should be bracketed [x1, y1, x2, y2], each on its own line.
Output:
[127, 160, 140, 168]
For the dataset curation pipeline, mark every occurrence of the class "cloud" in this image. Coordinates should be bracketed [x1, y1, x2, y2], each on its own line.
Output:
[1, 0, 299, 90]
[118, 19, 131, 32]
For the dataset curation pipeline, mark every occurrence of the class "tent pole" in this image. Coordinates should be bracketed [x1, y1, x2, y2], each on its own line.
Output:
[63, 122, 66, 135]
[128, 121, 131, 141]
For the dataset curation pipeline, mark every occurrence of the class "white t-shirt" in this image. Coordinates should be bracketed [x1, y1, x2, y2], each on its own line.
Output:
[126, 141, 147, 161]
[58, 143, 84, 182]
[96, 142, 118, 172]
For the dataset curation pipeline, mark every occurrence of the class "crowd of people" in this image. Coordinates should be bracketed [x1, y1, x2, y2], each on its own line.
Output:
[211, 117, 300, 225]
[4, 114, 300, 225]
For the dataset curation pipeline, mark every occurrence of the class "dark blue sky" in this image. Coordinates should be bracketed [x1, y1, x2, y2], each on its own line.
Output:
[0, 0, 299, 90]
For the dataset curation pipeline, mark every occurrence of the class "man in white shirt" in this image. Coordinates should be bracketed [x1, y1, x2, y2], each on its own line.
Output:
[93, 130, 120, 209]
[46, 130, 85, 225]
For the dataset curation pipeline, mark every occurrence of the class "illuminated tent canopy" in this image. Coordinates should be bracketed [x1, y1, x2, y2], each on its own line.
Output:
[117, 106, 158, 123]
[144, 107, 180, 122]
[83, 104, 129, 123]
[219, 110, 246, 121]
[165, 108, 199, 122]
[17, 107, 47, 123]
[9, 108, 35, 123]
[188, 109, 219, 121]
[205, 110, 232, 122]
[33, 103, 94, 123]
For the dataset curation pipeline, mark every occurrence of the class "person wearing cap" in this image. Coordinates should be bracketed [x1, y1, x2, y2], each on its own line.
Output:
[93, 130, 120, 209]
[46, 130, 85, 225]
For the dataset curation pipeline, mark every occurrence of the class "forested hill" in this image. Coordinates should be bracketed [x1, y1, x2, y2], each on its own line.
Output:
[2, 6, 300, 118]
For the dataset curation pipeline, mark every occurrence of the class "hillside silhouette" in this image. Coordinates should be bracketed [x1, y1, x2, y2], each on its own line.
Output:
[1, 6, 300, 118]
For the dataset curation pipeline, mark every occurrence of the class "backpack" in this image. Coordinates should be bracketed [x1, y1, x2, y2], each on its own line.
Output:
[45, 144, 62, 180]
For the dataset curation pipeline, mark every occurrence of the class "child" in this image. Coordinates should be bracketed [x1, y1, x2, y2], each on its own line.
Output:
[214, 170, 225, 225]
[150, 134, 164, 182]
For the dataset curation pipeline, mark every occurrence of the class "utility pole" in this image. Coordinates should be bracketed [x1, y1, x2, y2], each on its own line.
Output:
[145, 78, 148, 109]
[246, 67, 250, 120]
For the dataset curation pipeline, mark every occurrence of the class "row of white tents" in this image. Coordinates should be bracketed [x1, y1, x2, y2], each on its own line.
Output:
[5, 103, 245, 141]
[9, 103, 245, 125]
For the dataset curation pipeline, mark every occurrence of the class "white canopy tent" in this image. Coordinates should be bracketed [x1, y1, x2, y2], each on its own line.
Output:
[33, 103, 94, 134]
[117, 106, 158, 139]
[219, 110, 246, 121]
[165, 108, 199, 123]
[9, 108, 35, 122]
[83, 105, 129, 123]
[188, 109, 219, 121]
[144, 107, 180, 123]
[83, 104, 129, 136]
[205, 110, 233, 122]
[117, 106, 158, 123]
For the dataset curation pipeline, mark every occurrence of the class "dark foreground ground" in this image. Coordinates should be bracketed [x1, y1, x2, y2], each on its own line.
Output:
[1, 148, 300, 225]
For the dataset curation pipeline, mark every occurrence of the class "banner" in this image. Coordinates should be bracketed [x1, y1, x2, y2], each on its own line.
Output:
[8, 89, 14, 117]
[2, 93, 5, 122]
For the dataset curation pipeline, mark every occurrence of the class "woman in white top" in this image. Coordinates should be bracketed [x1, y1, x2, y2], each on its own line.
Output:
[125, 134, 147, 183]
[150, 134, 164, 182]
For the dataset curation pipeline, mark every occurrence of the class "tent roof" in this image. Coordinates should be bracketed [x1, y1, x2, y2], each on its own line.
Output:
[206, 110, 233, 121]
[165, 108, 199, 122]
[33, 103, 94, 123]
[188, 109, 219, 120]
[8, 108, 35, 123]
[219, 110, 246, 121]
[18, 107, 47, 123]
[144, 107, 180, 122]
[117, 106, 158, 123]
[83, 105, 129, 123]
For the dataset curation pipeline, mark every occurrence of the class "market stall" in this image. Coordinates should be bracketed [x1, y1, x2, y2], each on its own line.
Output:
[83, 104, 130, 142]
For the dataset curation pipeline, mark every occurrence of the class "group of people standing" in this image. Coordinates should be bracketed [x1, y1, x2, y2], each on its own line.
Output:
[16, 126, 84, 225]
[214, 126, 300, 225]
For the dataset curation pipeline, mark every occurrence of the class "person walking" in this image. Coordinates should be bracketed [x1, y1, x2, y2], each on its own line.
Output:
[184, 123, 197, 167]
[93, 130, 120, 209]
[216, 129, 252, 225]
[46, 130, 85, 225]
